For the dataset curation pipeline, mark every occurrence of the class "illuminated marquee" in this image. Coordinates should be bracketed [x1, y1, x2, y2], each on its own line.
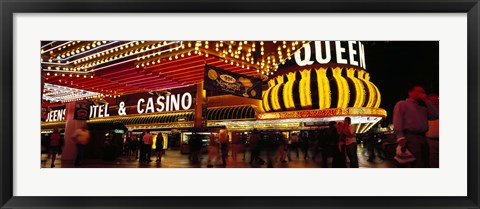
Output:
[258, 108, 387, 120]
[263, 40, 381, 113]
[295, 41, 366, 69]
[136, 92, 193, 114]
[262, 68, 381, 112]
[45, 109, 66, 122]
[90, 104, 110, 118]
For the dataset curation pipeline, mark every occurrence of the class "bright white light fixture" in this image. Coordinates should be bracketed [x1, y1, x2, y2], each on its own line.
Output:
[42, 83, 101, 103]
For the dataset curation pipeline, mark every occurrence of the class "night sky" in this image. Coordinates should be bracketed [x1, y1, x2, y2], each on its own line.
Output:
[363, 41, 439, 125]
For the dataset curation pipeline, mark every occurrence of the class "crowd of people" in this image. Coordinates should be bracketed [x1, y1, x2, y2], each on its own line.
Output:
[43, 84, 439, 169]
[197, 117, 360, 168]
[121, 130, 165, 163]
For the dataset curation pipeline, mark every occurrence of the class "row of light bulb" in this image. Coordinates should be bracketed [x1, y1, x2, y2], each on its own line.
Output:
[74, 41, 176, 71]
[45, 72, 94, 79]
[41, 41, 81, 54]
[53, 41, 107, 60]
[135, 41, 258, 70]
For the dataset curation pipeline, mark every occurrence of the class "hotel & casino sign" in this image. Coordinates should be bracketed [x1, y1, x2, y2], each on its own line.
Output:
[42, 86, 196, 122]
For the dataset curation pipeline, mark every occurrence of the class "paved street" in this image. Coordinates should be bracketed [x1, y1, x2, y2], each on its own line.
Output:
[41, 144, 396, 168]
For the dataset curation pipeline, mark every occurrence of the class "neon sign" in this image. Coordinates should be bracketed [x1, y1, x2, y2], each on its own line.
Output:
[45, 109, 66, 122]
[136, 93, 193, 114]
[295, 41, 366, 69]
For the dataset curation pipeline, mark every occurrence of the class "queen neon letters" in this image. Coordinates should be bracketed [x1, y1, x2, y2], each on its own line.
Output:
[295, 41, 366, 69]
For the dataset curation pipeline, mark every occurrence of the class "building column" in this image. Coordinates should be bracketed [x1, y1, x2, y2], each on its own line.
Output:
[194, 82, 206, 129]
[62, 102, 86, 162]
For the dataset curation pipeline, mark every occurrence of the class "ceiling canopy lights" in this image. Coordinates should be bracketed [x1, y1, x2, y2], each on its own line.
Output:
[42, 83, 103, 103]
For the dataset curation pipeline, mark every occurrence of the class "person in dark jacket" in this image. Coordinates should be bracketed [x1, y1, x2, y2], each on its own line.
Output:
[139, 129, 146, 162]
[189, 131, 202, 164]
[249, 129, 262, 165]
[323, 121, 346, 168]
[299, 132, 310, 160]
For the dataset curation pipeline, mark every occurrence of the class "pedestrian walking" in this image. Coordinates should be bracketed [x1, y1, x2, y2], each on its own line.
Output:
[142, 130, 153, 162]
[393, 85, 439, 168]
[155, 134, 164, 163]
[207, 130, 220, 167]
[49, 127, 61, 168]
[343, 117, 359, 168]
[287, 133, 300, 160]
[218, 129, 229, 167]
[73, 124, 90, 166]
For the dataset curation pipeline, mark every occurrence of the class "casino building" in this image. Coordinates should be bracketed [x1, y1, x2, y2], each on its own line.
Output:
[40, 40, 386, 159]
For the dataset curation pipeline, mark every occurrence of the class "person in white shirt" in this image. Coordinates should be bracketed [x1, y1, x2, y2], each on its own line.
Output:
[73, 124, 90, 166]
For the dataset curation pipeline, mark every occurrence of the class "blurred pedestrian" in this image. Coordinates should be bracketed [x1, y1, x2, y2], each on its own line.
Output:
[218, 129, 229, 167]
[288, 133, 300, 160]
[249, 129, 262, 165]
[343, 117, 359, 168]
[124, 133, 132, 158]
[426, 94, 439, 168]
[323, 121, 345, 168]
[142, 130, 153, 162]
[155, 134, 164, 163]
[299, 132, 310, 160]
[240, 134, 247, 161]
[265, 132, 280, 168]
[393, 85, 439, 168]
[231, 132, 241, 161]
[49, 127, 61, 168]
[337, 122, 347, 167]
[207, 130, 220, 167]
[73, 124, 90, 166]
[366, 134, 376, 162]
[189, 130, 202, 164]
[278, 132, 288, 163]
[130, 135, 139, 160]
[139, 129, 146, 162]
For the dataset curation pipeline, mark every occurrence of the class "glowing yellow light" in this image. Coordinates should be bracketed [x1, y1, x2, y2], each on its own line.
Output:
[358, 70, 376, 108]
[262, 79, 275, 112]
[347, 68, 365, 108]
[332, 67, 349, 108]
[299, 69, 312, 109]
[283, 72, 296, 110]
[372, 83, 381, 108]
[271, 76, 285, 111]
[315, 68, 331, 109]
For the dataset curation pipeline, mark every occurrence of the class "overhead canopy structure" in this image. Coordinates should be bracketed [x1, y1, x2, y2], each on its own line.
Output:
[41, 41, 305, 106]
[41, 41, 387, 134]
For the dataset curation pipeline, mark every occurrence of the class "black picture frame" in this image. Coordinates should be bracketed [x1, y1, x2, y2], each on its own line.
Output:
[1, 0, 479, 208]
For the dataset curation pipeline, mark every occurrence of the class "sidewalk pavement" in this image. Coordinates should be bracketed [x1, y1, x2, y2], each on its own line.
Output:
[41, 144, 396, 168]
